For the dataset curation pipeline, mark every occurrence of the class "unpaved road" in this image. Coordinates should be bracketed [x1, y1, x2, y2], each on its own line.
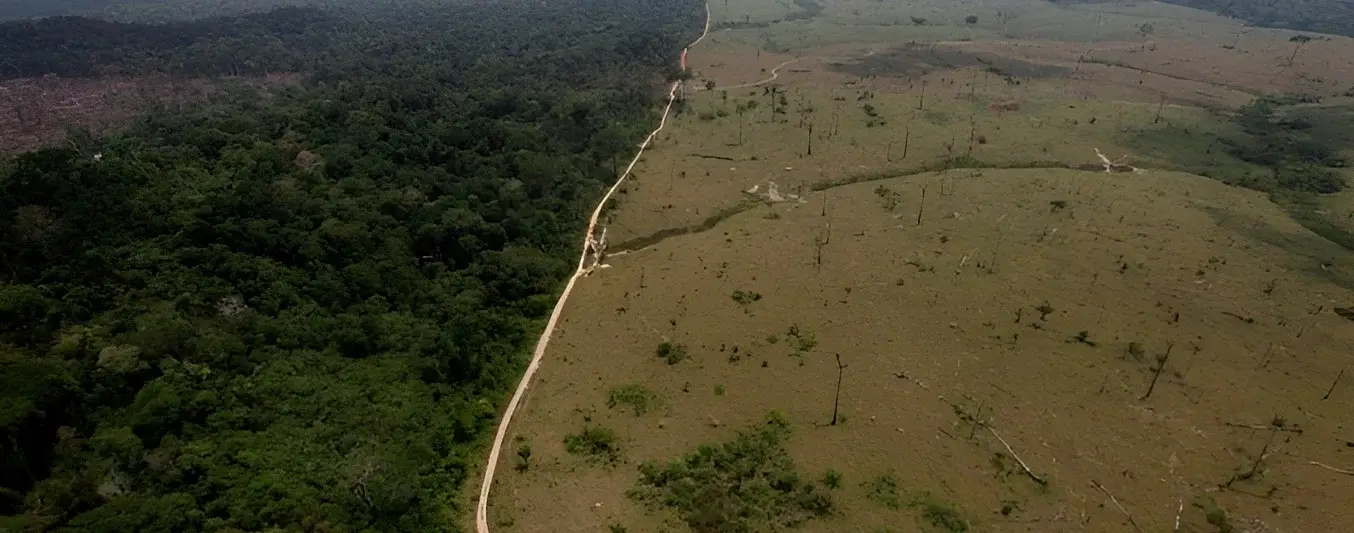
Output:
[473, 5, 712, 533]
[716, 56, 801, 90]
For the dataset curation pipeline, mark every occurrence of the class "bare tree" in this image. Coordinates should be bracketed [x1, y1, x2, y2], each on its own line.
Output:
[1136, 22, 1155, 50]
[1141, 342, 1174, 400]
[1287, 35, 1313, 66]
[830, 354, 847, 425]
[916, 182, 927, 226]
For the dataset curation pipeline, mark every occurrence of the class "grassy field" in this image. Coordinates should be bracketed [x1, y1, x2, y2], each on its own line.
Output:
[493, 168, 1354, 533]
[485, 1, 1354, 532]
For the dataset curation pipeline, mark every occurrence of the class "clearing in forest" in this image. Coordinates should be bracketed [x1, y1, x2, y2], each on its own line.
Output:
[487, 1, 1354, 532]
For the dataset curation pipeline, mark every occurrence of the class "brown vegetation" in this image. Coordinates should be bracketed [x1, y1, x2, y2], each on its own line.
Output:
[0, 73, 300, 153]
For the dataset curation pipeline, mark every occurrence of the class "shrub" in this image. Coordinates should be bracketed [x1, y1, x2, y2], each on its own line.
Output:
[515, 443, 532, 472]
[921, 499, 968, 533]
[1276, 164, 1344, 194]
[656, 342, 689, 364]
[732, 290, 763, 305]
[821, 470, 843, 489]
[786, 325, 817, 353]
[865, 474, 903, 509]
[629, 413, 833, 531]
[564, 426, 621, 464]
[607, 384, 657, 416]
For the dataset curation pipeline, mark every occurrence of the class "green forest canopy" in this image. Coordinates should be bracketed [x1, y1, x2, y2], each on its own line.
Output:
[1155, 0, 1354, 37]
[1054, 0, 1354, 38]
[0, 0, 333, 22]
[0, 0, 703, 531]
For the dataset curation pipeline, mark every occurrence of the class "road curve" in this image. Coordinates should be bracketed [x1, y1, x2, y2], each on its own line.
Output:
[716, 56, 801, 90]
[473, 5, 711, 533]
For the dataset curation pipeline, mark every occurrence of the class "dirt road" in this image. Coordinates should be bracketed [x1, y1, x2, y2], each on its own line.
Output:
[473, 5, 711, 533]
[716, 57, 801, 90]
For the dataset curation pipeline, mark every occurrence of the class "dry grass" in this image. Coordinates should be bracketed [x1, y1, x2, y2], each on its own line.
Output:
[483, 1, 1354, 533]
[493, 167, 1354, 533]
[612, 61, 1235, 246]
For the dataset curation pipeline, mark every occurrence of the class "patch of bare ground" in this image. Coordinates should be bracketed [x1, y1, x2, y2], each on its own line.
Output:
[0, 73, 301, 153]
[490, 167, 1354, 533]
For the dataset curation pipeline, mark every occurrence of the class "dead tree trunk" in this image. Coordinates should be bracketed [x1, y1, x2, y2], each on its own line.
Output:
[1322, 369, 1344, 401]
[966, 114, 977, 156]
[831, 353, 847, 425]
[916, 183, 927, 226]
[738, 108, 744, 145]
[1141, 342, 1174, 400]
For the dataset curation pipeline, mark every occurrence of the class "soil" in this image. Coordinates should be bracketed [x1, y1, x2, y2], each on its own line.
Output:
[493, 168, 1354, 533]
[484, 2, 1354, 533]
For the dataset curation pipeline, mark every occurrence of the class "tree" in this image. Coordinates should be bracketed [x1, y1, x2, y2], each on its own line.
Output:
[964, 15, 978, 24]
[1137, 22, 1159, 49]
[1287, 35, 1313, 65]
[0, 0, 709, 530]
[830, 354, 847, 425]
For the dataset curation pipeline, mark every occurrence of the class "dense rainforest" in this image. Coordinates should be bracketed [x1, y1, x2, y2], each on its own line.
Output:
[1155, 0, 1354, 37]
[0, 0, 703, 531]
[0, 0, 318, 22]
[1050, 0, 1354, 38]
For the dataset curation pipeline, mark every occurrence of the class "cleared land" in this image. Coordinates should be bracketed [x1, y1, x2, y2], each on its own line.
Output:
[0, 74, 299, 153]
[487, 1, 1354, 532]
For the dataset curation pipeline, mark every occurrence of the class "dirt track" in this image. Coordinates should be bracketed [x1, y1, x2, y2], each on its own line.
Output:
[472, 5, 712, 533]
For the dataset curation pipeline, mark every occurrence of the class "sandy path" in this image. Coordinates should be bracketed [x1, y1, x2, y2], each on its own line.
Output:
[473, 5, 711, 533]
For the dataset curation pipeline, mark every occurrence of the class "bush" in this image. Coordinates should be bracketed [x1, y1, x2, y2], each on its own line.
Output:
[821, 470, 843, 489]
[921, 500, 968, 533]
[1276, 164, 1345, 194]
[564, 426, 622, 464]
[515, 443, 532, 472]
[629, 413, 834, 532]
[732, 290, 763, 305]
[865, 474, 903, 509]
[607, 384, 657, 416]
[656, 341, 689, 364]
